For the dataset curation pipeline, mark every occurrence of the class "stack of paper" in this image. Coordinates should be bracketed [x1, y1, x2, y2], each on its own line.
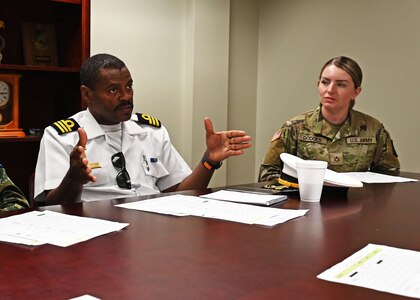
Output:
[116, 194, 307, 226]
[200, 190, 287, 206]
[343, 172, 418, 183]
[0, 210, 129, 247]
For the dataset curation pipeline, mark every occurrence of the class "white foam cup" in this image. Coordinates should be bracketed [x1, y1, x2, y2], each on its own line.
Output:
[296, 160, 328, 202]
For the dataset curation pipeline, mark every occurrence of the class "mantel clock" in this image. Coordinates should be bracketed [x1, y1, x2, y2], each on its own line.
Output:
[0, 73, 25, 137]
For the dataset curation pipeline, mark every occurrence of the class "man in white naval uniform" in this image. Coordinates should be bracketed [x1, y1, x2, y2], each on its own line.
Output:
[34, 53, 252, 204]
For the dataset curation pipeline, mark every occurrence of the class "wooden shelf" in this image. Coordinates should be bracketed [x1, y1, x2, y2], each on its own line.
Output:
[0, 136, 42, 143]
[0, 0, 90, 200]
[0, 64, 80, 73]
[51, 0, 82, 4]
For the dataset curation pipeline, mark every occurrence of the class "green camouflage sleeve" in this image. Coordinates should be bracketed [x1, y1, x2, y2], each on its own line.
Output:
[0, 167, 30, 212]
[370, 126, 400, 174]
[258, 122, 299, 181]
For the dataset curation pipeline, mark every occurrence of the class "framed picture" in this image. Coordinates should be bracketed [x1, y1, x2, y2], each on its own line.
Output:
[22, 22, 58, 66]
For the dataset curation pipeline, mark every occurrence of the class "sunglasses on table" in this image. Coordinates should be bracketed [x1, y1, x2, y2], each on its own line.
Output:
[111, 152, 132, 189]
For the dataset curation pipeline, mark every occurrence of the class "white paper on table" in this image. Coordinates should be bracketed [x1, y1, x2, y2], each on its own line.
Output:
[69, 295, 102, 300]
[343, 172, 418, 183]
[115, 194, 197, 216]
[116, 195, 308, 226]
[0, 232, 45, 246]
[200, 190, 287, 206]
[254, 209, 308, 226]
[318, 243, 420, 298]
[0, 210, 129, 247]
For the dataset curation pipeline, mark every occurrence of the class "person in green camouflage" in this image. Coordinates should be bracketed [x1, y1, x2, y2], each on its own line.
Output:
[0, 164, 30, 211]
[259, 56, 400, 182]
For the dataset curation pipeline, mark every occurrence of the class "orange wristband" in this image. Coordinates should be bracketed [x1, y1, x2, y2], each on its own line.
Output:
[201, 153, 222, 170]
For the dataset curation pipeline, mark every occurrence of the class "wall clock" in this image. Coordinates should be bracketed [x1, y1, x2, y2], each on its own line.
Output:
[0, 73, 25, 137]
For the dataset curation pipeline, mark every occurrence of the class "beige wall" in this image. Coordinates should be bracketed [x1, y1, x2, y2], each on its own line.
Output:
[227, 0, 258, 184]
[91, 0, 420, 187]
[91, 0, 233, 187]
[91, 0, 256, 187]
[256, 0, 420, 175]
[91, 0, 188, 154]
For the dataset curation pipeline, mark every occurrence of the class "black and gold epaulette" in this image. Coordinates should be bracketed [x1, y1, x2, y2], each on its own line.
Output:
[133, 113, 161, 128]
[50, 118, 80, 135]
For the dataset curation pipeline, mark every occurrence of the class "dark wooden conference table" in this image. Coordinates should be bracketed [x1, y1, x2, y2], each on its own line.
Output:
[1, 172, 420, 300]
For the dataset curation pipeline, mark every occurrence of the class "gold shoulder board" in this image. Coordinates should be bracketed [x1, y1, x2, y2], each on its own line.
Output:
[50, 118, 80, 135]
[134, 113, 161, 128]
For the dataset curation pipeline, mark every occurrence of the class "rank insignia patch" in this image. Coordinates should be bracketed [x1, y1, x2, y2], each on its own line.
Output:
[50, 118, 80, 135]
[134, 113, 161, 128]
[329, 153, 344, 166]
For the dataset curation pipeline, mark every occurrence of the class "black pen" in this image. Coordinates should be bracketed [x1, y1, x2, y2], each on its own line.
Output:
[143, 154, 150, 171]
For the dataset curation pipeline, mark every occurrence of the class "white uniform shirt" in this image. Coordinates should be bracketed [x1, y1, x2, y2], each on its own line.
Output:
[34, 109, 192, 202]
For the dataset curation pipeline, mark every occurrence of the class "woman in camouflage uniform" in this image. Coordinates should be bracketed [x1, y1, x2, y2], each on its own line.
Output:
[0, 164, 30, 211]
[259, 56, 400, 182]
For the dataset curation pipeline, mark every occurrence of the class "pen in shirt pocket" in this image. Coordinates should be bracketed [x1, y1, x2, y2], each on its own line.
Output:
[143, 155, 150, 171]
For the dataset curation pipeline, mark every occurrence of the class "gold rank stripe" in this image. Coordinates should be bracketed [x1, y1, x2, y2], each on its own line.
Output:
[134, 113, 162, 128]
[54, 120, 69, 133]
[55, 120, 74, 133]
[141, 114, 160, 127]
[51, 118, 80, 135]
[277, 178, 299, 188]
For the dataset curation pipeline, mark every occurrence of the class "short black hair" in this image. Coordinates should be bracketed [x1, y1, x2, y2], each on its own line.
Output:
[80, 53, 126, 89]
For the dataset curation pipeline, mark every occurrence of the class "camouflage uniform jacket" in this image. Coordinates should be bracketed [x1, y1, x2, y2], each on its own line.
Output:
[258, 106, 400, 181]
[0, 164, 30, 211]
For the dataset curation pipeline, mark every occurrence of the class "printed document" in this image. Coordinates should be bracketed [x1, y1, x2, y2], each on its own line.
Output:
[0, 210, 129, 247]
[318, 243, 420, 298]
[344, 172, 418, 183]
[116, 194, 307, 226]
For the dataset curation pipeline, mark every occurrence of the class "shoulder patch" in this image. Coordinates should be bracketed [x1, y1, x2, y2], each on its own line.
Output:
[50, 118, 80, 135]
[271, 129, 283, 142]
[133, 113, 161, 128]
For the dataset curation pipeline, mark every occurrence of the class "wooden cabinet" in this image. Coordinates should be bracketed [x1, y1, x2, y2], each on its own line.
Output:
[0, 0, 90, 200]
